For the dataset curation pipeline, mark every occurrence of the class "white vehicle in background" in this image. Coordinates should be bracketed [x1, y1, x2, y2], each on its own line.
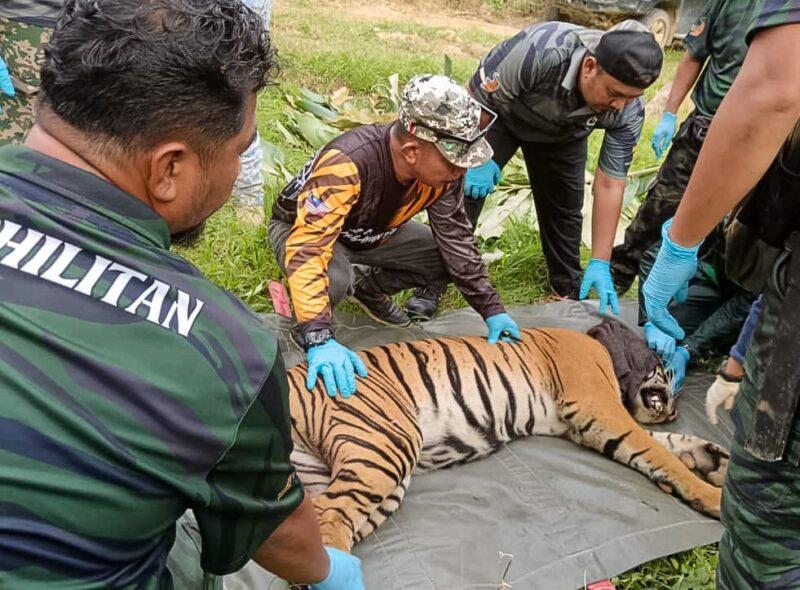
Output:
[546, 0, 709, 47]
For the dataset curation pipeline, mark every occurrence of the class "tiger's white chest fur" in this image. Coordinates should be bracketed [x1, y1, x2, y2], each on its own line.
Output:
[413, 351, 569, 472]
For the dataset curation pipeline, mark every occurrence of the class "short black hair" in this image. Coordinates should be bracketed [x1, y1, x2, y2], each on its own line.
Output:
[40, 0, 275, 155]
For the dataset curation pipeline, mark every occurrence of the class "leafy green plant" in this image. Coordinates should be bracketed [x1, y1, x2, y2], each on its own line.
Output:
[613, 545, 718, 590]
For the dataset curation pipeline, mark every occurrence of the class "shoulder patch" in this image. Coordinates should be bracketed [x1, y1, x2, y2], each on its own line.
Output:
[276, 474, 294, 501]
[689, 17, 706, 38]
[305, 193, 332, 216]
[481, 72, 501, 93]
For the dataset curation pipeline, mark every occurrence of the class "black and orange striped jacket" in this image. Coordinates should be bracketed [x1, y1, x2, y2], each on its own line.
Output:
[272, 123, 504, 335]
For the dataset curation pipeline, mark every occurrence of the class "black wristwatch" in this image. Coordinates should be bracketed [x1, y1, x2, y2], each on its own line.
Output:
[717, 358, 743, 383]
[717, 369, 743, 383]
[304, 328, 332, 351]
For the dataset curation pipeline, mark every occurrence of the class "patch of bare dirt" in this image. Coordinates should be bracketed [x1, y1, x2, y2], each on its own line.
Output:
[372, 26, 492, 59]
[322, 0, 532, 38]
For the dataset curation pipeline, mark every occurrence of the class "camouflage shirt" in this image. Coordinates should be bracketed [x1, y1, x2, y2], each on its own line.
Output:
[0, 1, 62, 24]
[0, 146, 303, 588]
[469, 21, 645, 180]
[748, 0, 800, 42]
[683, 0, 762, 119]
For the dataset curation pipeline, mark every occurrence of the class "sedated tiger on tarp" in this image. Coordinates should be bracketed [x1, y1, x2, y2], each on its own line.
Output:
[285, 321, 729, 552]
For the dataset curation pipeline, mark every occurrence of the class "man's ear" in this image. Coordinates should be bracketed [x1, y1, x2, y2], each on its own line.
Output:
[147, 142, 193, 206]
[399, 137, 421, 166]
[582, 54, 599, 78]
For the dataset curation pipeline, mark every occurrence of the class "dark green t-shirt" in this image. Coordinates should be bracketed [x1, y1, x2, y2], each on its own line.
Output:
[0, 146, 303, 588]
[748, 0, 800, 41]
[683, 0, 762, 118]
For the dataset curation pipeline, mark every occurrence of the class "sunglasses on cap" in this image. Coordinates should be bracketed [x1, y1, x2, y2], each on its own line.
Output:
[408, 105, 498, 151]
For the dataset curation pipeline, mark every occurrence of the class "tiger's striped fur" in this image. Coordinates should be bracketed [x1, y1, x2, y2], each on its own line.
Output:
[286, 328, 727, 552]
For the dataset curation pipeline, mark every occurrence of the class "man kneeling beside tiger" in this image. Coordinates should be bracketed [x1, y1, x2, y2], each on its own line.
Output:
[286, 320, 729, 552]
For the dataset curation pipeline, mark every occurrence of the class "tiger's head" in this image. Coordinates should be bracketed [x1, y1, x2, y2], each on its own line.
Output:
[630, 362, 677, 424]
[587, 319, 677, 424]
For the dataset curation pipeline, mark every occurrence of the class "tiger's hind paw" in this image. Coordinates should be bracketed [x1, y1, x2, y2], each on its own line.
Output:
[650, 431, 729, 487]
[678, 440, 729, 487]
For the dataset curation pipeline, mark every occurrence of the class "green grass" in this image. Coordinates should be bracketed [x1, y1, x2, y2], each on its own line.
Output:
[179, 2, 716, 586]
[613, 545, 719, 589]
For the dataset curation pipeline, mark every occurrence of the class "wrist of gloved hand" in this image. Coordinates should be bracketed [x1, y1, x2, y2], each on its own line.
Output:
[705, 372, 740, 425]
[644, 321, 676, 359]
[661, 218, 701, 258]
[579, 258, 620, 316]
[310, 547, 365, 590]
[0, 56, 15, 98]
[673, 346, 690, 363]
[464, 159, 501, 200]
[667, 346, 690, 393]
[642, 219, 703, 340]
[305, 338, 368, 398]
[652, 112, 678, 158]
[485, 312, 521, 344]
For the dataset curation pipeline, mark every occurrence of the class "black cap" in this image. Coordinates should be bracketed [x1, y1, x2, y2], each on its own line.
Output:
[595, 29, 663, 89]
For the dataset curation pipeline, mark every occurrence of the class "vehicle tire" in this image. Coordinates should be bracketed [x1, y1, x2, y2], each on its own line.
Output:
[640, 8, 673, 47]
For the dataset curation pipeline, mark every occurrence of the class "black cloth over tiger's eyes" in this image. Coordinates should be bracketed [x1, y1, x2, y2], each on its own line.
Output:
[587, 319, 661, 409]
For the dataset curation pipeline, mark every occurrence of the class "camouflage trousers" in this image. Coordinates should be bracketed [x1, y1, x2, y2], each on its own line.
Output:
[0, 18, 51, 146]
[610, 111, 712, 294]
[718, 235, 800, 589]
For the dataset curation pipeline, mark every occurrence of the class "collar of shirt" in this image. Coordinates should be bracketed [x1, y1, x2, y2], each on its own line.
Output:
[560, 46, 595, 118]
[0, 145, 171, 250]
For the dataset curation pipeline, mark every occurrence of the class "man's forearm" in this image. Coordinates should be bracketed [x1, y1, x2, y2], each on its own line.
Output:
[670, 24, 800, 247]
[590, 169, 625, 260]
[253, 495, 329, 584]
[665, 52, 704, 114]
[684, 292, 756, 357]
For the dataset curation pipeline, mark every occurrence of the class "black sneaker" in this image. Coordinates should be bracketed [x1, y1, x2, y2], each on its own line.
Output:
[405, 284, 446, 322]
[351, 282, 411, 327]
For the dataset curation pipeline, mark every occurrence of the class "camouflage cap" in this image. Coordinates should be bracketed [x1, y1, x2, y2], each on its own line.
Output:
[399, 74, 494, 168]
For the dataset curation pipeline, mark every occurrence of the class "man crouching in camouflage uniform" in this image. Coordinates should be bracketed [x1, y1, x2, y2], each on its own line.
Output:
[269, 74, 520, 399]
[0, 1, 60, 145]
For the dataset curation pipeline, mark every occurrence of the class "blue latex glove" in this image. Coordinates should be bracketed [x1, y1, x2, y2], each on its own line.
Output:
[667, 346, 690, 394]
[579, 258, 620, 316]
[306, 339, 368, 399]
[642, 219, 701, 340]
[464, 159, 501, 199]
[310, 547, 365, 590]
[485, 312, 521, 344]
[651, 112, 677, 159]
[0, 56, 15, 115]
[644, 321, 676, 360]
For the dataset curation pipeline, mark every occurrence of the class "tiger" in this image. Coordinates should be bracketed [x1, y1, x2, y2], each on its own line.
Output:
[285, 326, 730, 553]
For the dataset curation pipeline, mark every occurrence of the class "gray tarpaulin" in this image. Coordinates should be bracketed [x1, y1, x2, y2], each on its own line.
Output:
[224, 301, 734, 590]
